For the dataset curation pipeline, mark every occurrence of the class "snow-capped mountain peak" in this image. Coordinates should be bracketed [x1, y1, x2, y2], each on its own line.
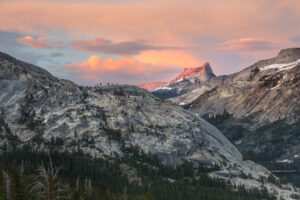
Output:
[139, 62, 216, 93]
[170, 62, 215, 83]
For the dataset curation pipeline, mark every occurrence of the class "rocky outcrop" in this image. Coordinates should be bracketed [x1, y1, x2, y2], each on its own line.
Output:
[170, 62, 215, 83]
[139, 62, 215, 92]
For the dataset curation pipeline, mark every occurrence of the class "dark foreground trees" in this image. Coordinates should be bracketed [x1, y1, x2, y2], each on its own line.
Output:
[0, 146, 276, 200]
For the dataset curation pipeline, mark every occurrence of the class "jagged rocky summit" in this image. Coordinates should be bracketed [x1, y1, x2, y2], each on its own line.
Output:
[139, 62, 216, 99]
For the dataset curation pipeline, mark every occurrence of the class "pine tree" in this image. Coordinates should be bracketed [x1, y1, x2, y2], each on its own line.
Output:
[2, 171, 10, 200]
[29, 154, 69, 200]
[84, 178, 92, 198]
[76, 176, 79, 193]
[12, 162, 26, 200]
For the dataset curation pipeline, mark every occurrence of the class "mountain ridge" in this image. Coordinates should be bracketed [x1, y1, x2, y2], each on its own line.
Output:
[167, 48, 300, 168]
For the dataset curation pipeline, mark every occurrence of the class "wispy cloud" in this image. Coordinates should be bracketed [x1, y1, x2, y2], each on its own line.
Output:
[50, 52, 64, 57]
[136, 50, 200, 67]
[217, 38, 278, 52]
[17, 36, 65, 50]
[289, 35, 300, 43]
[71, 37, 180, 56]
[17, 36, 53, 49]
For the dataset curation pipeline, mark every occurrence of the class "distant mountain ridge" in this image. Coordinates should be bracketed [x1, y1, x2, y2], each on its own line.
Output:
[139, 62, 215, 91]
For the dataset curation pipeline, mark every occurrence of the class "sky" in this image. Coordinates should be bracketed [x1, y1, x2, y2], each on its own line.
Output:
[1, 0, 300, 85]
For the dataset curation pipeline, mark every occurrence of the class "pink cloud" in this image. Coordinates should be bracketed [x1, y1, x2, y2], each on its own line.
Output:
[17, 36, 65, 50]
[65, 55, 147, 75]
[17, 36, 53, 49]
[218, 38, 278, 51]
[136, 50, 201, 67]
[62, 55, 182, 85]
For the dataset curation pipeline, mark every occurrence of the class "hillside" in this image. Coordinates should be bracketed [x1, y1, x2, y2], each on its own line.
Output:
[170, 48, 300, 166]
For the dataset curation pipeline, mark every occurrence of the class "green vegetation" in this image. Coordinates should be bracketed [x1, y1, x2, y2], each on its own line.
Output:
[203, 111, 300, 167]
[0, 146, 276, 200]
[203, 111, 249, 143]
[290, 193, 300, 200]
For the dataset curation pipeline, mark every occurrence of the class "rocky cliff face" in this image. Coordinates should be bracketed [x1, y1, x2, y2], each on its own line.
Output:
[0, 52, 299, 199]
[171, 48, 300, 164]
[139, 63, 216, 99]
[190, 55, 300, 124]
[169, 62, 215, 83]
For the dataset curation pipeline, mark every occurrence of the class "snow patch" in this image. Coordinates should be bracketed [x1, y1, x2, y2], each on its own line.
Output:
[174, 78, 183, 83]
[235, 140, 242, 145]
[151, 86, 173, 92]
[276, 159, 294, 164]
[260, 59, 300, 72]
